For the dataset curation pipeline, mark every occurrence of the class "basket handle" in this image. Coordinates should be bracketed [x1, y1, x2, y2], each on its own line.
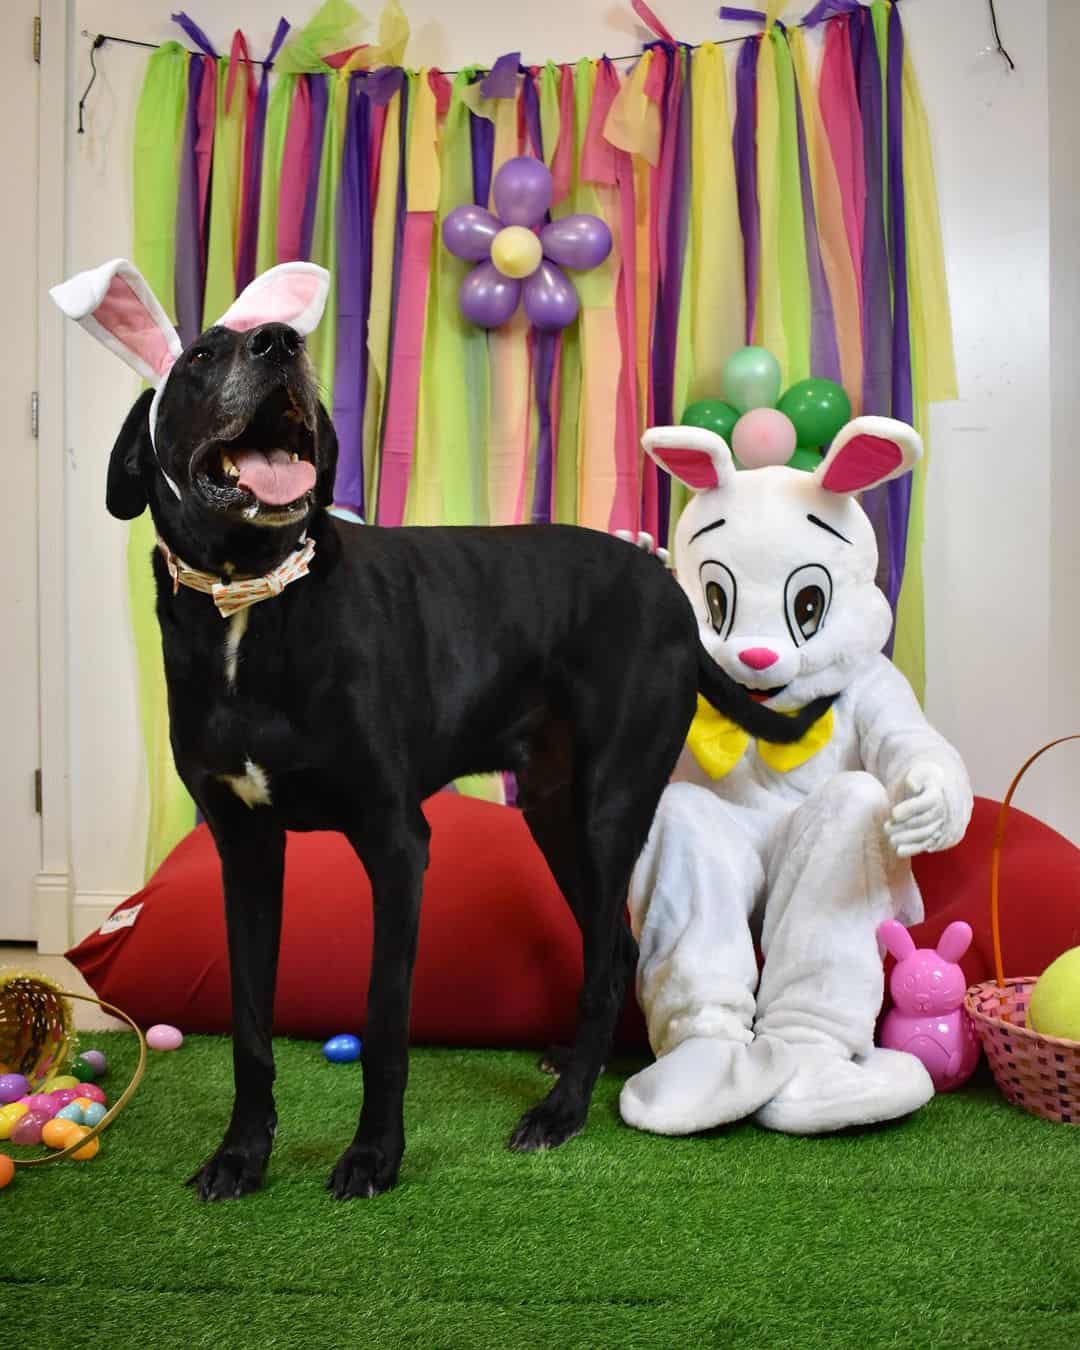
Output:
[11, 990, 147, 1169]
[990, 735, 1080, 990]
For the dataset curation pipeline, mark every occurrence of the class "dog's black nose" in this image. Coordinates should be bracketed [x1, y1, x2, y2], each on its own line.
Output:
[248, 323, 304, 362]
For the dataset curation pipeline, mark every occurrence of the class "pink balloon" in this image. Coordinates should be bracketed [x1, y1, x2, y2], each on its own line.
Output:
[731, 408, 797, 469]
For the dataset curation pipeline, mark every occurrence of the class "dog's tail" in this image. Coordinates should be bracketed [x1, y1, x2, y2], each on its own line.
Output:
[696, 643, 836, 745]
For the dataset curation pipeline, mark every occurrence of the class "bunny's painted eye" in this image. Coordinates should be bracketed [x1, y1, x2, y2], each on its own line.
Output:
[699, 561, 736, 640]
[785, 565, 832, 645]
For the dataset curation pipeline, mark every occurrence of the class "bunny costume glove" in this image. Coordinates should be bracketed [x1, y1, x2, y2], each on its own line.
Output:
[621, 420, 972, 1137]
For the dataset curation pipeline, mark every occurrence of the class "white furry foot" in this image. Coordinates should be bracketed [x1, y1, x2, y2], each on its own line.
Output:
[754, 1046, 934, 1135]
[619, 1035, 796, 1136]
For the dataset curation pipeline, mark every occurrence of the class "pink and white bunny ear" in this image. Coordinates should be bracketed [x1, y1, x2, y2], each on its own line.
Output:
[878, 919, 916, 962]
[642, 426, 737, 494]
[814, 416, 923, 496]
[215, 261, 330, 335]
[935, 920, 973, 964]
[50, 258, 181, 387]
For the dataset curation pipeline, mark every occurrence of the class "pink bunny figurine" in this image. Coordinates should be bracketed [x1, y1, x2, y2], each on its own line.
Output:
[877, 920, 981, 1092]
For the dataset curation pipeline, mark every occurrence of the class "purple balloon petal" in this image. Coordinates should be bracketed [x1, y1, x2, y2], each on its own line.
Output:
[539, 214, 613, 271]
[460, 262, 521, 328]
[492, 156, 553, 229]
[523, 261, 579, 331]
[442, 205, 502, 262]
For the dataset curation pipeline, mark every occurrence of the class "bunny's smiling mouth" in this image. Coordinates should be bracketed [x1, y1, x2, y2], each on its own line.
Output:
[740, 682, 789, 704]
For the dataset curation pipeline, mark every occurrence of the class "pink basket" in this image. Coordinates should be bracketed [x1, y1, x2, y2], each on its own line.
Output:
[964, 736, 1080, 1125]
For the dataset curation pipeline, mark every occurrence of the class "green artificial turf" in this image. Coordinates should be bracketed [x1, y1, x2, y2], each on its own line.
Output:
[2, 1033, 1078, 1349]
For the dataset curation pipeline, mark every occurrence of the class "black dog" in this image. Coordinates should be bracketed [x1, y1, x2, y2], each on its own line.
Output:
[105, 318, 830, 1200]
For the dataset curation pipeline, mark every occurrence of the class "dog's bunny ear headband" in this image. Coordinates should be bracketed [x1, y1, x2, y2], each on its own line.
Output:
[50, 258, 330, 499]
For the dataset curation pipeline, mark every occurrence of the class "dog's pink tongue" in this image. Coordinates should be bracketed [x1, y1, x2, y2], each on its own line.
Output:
[234, 448, 316, 506]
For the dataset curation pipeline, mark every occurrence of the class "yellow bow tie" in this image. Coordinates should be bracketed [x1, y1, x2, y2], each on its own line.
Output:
[686, 694, 835, 779]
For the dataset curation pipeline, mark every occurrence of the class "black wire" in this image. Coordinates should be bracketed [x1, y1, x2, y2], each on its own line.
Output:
[987, 0, 1015, 72]
[77, 33, 106, 133]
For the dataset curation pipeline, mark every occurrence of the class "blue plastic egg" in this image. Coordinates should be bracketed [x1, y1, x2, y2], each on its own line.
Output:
[322, 1034, 362, 1063]
[82, 1102, 107, 1127]
[57, 1102, 85, 1124]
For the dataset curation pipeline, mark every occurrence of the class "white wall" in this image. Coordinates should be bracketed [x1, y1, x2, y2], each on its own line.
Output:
[61, 0, 1077, 936]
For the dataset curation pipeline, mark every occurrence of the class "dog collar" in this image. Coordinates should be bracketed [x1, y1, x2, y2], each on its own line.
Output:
[156, 535, 316, 619]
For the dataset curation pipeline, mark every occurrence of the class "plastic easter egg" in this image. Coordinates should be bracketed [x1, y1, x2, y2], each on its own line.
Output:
[1028, 945, 1080, 1040]
[0, 1103, 29, 1141]
[57, 1103, 85, 1124]
[11, 1109, 52, 1146]
[67, 1125, 99, 1161]
[73, 1055, 100, 1082]
[42, 1118, 81, 1150]
[23, 1094, 58, 1118]
[82, 1102, 107, 1128]
[0, 1153, 13, 1187]
[49, 1089, 81, 1109]
[80, 1050, 108, 1076]
[146, 1024, 184, 1052]
[0, 1073, 29, 1104]
[49, 1075, 80, 1091]
[322, 1034, 362, 1064]
[74, 1083, 106, 1106]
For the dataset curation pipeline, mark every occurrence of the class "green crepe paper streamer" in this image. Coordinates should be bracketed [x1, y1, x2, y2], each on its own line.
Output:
[203, 58, 245, 326]
[417, 73, 486, 525]
[539, 62, 561, 169]
[306, 72, 347, 408]
[276, 0, 364, 75]
[255, 73, 297, 273]
[550, 64, 584, 524]
[771, 30, 811, 386]
[131, 41, 195, 876]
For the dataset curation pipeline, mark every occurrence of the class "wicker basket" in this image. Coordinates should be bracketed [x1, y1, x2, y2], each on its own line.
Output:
[964, 736, 1080, 1124]
[0, 968, 147, 1167]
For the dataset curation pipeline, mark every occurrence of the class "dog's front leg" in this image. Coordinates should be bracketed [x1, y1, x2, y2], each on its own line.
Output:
[329, 806, 430, 1200]
[189, 813, 285, 1201]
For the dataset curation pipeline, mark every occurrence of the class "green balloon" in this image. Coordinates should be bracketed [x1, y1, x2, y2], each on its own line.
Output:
[721, 346, 782, 413]
[680, 398, 740, 443]
[787, 447, 824, 474]
[777, 378, 851, 449]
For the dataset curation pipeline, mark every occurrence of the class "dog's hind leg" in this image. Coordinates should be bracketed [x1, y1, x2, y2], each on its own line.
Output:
[188, 812, 285, 1201]
[329, 804, 431, 1200]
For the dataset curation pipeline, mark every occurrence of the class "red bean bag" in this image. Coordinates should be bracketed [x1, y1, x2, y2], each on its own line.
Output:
[67, 794, 1080, 1047]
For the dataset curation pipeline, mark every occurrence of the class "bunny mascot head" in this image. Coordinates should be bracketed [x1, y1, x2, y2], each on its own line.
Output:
[621, 416, 973, 1140]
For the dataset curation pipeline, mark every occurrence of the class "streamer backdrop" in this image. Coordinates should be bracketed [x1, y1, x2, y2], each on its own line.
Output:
[128, 0, 955, 873]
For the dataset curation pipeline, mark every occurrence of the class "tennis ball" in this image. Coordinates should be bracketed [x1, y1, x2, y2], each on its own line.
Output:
[1027, 946, 1080, 1040]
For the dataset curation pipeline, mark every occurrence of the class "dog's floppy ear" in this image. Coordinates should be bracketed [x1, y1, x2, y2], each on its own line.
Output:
[314, 402, 340, 510]
[107, 389, 155, 520]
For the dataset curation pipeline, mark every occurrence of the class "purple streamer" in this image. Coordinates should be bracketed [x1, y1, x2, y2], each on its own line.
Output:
[469, 101, 494, 207]
[522, 69, 544, 160]
[801, 0, 861, 26]
[299, 74, 329, 261]
[733, 38, 760, 344]
[171, 10, 218, 56]
[718, 6, 766, 21]
[365, 65, 406, 106]
[174, 54, 206, 347]
[530, 331, 558, 523]
[793, 59, 841, 383]
[481, 52, 521, 99]
[331, 74, 373, 516]
[235, 17, 290, 292]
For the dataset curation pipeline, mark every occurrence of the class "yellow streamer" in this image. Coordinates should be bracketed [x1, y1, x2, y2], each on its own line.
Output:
[603, 49, 660, 167]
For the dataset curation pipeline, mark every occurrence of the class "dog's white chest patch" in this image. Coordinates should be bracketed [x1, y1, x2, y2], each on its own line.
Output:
[221, 759, 272, 808]
[224, 610, 249, 688]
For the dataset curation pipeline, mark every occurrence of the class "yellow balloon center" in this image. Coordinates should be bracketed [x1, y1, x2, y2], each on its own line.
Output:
[491, 226, 543, 280]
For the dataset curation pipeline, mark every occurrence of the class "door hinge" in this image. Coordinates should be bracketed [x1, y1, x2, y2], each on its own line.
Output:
[30, 391, 39, 439]
[34, 770, 42, 815]
[33, 15, 41, 64]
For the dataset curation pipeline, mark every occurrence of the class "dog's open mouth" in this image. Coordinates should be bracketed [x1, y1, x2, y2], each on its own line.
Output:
[193, 385, 317, 520]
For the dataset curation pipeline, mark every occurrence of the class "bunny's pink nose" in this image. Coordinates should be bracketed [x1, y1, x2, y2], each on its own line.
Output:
[739, 647, 779, 671]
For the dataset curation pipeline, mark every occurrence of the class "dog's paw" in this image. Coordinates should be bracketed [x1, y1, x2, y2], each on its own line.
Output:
[187, 1143, 269, 1201]
[508, 1096, 587, 1152]
[327, 1142, 401, 1200]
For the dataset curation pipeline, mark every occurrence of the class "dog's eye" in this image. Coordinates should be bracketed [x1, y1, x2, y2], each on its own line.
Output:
[190, 347, 213, 364]
[784, 564, 832, 645]
[699, 561, 736, 640]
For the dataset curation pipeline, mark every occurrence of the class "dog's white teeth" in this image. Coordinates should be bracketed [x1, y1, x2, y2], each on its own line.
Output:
[290, 453, 299, 463]
[243, 503, 259, 520]
[221, 452, 240, 479]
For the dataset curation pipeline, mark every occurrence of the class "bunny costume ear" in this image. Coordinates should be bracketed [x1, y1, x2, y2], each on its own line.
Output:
[215, 261, 330, 335]
[877, 919, 916, 962]
[641, 426, 737, 493]
[814, 416, 922, 495]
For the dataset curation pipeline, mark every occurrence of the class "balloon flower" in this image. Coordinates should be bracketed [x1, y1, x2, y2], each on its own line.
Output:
[681, 346, 852, 472]
[442, 156, 613, 331]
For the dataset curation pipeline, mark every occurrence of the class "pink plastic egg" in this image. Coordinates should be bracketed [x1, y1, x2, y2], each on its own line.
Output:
[23, 1094, 59, 1119]
[75, 1083, 107, 1106]
[11, 1108, 53, 1146]
[146, 1024, 184, 1052]
[49, 1089, 81, 1109]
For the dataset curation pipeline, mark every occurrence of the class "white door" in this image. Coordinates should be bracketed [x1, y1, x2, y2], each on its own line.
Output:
[0, 0, 42, 939]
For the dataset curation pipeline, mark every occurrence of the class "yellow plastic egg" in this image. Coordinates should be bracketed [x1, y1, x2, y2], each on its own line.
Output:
[48, 1075, 80, 1091]
[0, 1103, 28, 1141]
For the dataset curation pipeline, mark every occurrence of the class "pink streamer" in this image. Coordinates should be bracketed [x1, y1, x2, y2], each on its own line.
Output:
[550, 66, 576, 206]
[819, 18, 865, 319]
[195, 54, 217, 253]
[278, 77, 312, 263]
